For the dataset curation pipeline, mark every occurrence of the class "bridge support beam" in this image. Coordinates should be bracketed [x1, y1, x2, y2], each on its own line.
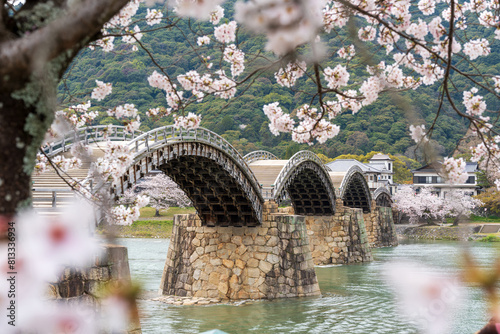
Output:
[363, 203, 398, 248]
[160, 201, 320, 300]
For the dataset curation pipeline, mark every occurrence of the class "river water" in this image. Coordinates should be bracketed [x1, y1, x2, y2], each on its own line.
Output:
[118, 238, 500, 334]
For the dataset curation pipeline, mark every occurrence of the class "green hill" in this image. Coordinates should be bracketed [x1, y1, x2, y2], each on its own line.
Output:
[58, 2, 474, 160]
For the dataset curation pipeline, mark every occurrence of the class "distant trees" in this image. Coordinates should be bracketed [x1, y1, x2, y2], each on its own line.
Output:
[393, 186, 482, 225]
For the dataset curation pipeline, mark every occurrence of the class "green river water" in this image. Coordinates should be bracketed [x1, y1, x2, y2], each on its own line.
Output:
[118, 238, 500, 334]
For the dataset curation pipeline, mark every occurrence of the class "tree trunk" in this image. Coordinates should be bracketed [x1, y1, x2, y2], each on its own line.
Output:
[0, 92, 37, 216]
[452, 215, 461, 226]
[0, 0, 131, 217]
[155, 208, 160, 217]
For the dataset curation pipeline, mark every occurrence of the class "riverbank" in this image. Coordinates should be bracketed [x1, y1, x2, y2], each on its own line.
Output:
[99, 220, 174, 238]
[98, 207, 196, 238]
[395, 224, 495, 241]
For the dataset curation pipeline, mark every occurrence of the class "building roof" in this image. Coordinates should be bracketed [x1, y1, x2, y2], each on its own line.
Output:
[369, 153, 393, 161]
[412, 161, 478, 173]
[326, 159, 382, 173]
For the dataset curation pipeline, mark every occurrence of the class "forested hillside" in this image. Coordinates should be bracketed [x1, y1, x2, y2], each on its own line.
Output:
[58, 1, 487, 161]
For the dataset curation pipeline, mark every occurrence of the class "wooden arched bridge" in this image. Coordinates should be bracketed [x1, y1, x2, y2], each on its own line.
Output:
[36, 125, 392, 225]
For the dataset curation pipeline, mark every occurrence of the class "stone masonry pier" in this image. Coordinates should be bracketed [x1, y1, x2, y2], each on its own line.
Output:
[305, 205, 372, 266]
[364, 204, 398, 248]
[159, 201, 321, 300]
[159, 200, 398, 300]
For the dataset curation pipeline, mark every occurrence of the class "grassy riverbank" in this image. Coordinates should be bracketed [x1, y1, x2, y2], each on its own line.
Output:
[99, 206, 196, 238]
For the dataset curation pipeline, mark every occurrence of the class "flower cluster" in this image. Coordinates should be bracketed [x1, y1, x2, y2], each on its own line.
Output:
[223, 44, 245, 77]
[0, 202, 138, 333]
[91, 143, 134, 184]
[214, 21, 237, 44]
[441, 157, 469, 184]
[337, 45, 355, 59]
[197, 36, 210, 46]
[146, 8, 163, 26]
[274, 60, 307, 88]
[107, 104, 138, 119]
[209, 5, 224, 24]
[409, 124, 428, 144]
[174, 0, 225, 20]
[463, 39, 490, 60]
[235, 0, 324, 55]
[109, 195, 150, 225]
[324, 65, 350, 90]
[91, 80, 113, 101]
[463, 88, 487, 117]
[174, 112, 202, 130]
[64, 101, 99, 128]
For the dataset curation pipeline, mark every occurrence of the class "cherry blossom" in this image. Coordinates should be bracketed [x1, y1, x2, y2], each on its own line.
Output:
[223, 44, 245, 77]
[174, 112, 202, 130]
[107, 104, 138, 119]
[337, 45, 355, 59]
[148, 70, 176, 93]
[119, 174, 190, 216]
[409, 124, 429, 144]
[463, 87, 487, 117]
[441, 157, 468, 184]
[109, 195, 150, 225]
[274, 60, 307, 88]
[323, 65, 350, 90]
[91, 80, 112, 101]
[146, 8, 163, 26]
[197, 36, 211, 46]
[174, 0, 226, 20]
[235, 0, 325, 55]
[463, 39, 490, 60]
[214, 21, 237, 44]
[384, 262, 463, 334]
[209, 5, 224, 24]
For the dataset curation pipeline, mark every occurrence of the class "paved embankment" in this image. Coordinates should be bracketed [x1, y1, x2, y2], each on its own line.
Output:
[396, 224, 480, 241]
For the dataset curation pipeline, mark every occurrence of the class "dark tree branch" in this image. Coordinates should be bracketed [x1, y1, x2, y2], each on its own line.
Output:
[0, 0, 129, 80]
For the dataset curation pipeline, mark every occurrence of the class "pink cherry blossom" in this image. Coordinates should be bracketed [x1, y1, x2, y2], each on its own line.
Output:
[214, 21, 237, 44]
[91, 80, 112, 101]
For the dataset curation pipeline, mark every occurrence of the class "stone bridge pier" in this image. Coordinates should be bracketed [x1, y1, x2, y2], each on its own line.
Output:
[363, 201, 398, 248]
[159, 201, 320, 300]
[303, 200, 373, 266]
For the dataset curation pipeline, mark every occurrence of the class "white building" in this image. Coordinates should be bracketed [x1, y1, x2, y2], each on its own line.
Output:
[411, 161, 479, 197]
[326, 153, 397, 194]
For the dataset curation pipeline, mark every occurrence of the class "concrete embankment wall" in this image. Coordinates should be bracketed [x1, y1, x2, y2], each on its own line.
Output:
[159, 201, 320, 300]
[396, 224, 476, 241]
[49, 244, 131, 301]
[50, 244, 141, 333]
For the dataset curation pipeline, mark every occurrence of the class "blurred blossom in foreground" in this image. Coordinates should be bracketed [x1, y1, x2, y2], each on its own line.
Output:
[0, 200, 134, 333]
[384, 262, 463, 334]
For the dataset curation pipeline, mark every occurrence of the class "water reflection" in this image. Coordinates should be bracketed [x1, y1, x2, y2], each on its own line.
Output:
[118, 238, 500, 334]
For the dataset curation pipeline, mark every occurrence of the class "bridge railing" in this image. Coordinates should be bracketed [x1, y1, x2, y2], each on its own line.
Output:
[243, 150, 279, 164]
[126, 126, 264, 200]
[42, 125, 143, 157]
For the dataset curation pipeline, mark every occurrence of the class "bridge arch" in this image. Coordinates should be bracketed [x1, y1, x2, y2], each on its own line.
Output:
[373, 187, 392, 208]
[243, 150, 278, 164]
[273, 151, 336, 216]
[337, 166, 372, 213]
[115, 126, 264, 227]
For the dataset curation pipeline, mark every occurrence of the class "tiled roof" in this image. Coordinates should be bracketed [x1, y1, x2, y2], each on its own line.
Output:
[412, 161, 478, 173]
